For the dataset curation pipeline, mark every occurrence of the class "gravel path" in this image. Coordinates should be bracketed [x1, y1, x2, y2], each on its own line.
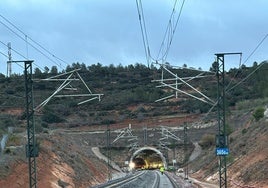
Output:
[92, 147, 123, 173]
[189, 142, 202, 162]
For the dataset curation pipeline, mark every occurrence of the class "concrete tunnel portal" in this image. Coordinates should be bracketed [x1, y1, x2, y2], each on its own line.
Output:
[129, 146, 167, 170]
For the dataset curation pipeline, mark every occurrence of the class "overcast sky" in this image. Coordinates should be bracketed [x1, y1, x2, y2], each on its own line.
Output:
[0, 0, 268, 75]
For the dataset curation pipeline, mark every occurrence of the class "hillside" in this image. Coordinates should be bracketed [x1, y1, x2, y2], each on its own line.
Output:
[190, 99, 268, 187]
[0, 62, 268, 187]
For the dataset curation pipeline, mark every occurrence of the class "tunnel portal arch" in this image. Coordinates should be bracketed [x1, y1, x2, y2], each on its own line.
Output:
[129, 146, 167, 169]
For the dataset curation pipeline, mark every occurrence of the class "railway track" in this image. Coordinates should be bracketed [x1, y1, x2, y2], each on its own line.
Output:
[92, 170, 179, 188]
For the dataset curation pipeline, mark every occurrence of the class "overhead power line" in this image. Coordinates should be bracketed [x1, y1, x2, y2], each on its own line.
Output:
[0, 40, 31, 70]
[227, 61, 266, 92]
[136, 0, 186, 66]
[136, 0, 151, 67]
[0, 14, 69, 70]
[157, 0, 186, 62]
[226, 33, 268, 92]
[243, 34, 268, 65]
[0, 50, 8, 58]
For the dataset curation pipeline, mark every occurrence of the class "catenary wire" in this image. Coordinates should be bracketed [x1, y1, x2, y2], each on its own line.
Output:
[0, 19, 62, 69]
[243, 34, 268, 65]
[0, 14, 68, 70]
[0, 14, 69, 66]
[227, 61, 266, 92]
[0, 40, 42, 70]
[0, 50, 8, 58]
[226, 34, 268, 92]
[136, 0, 151, 67]
[157, 0, 186, 63]
[136, 0, 186, 66]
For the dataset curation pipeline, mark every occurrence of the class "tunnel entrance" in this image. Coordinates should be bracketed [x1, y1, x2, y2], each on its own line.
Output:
[129, 147, 167, 170]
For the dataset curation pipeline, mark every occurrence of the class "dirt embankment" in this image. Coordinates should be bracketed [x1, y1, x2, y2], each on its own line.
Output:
[0, 131, 109, 188]
[190, 112, 268, 188]
[1, 108, 267, 187]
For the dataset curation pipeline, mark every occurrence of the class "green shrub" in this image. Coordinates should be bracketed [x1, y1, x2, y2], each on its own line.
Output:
[226, 154, 234, 164]
[4, 148, 11, 154]
[253, 107, 265, 121]
[225, 123, 233, 135]
[242, 128, 247, 134]
[42, 111, 64, 123]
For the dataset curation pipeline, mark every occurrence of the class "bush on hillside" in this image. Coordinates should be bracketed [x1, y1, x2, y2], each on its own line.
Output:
[253, 107, 265, 121]
[41, 107, 64, 123]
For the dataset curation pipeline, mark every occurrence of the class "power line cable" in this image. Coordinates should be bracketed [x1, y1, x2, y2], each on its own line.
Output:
[226, 34, 268, 92]
[227, 61, 266, 92]
[0, 14, 68, 70]
[136, 0, 186, 67]
[157, 0, 179, 60]
[0, 40, 42, 70]
[0, 50, 8, 58]
[157, 0, 186, 62]
[0, 19, 61, 69]
[136, 0, 151, 67]
[165, 0, 185, 61]
[0, 14, 69, 66]
[243, 34, 268, 65]
[27, 36, 69, 66]
[225, 53, 242, 90]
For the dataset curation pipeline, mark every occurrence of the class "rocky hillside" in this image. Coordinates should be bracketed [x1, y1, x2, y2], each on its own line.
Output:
[190, 99, 268, 188]
[0, 98, 267, 187]
[0, 62, 267, 187]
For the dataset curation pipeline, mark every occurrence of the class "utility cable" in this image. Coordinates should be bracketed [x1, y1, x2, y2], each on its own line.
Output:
[136, 0, 151, 67]
[226, 34, 268, 92]
[244, 34, 268, 65]
[157, 0, 186, 62]
[0, 14, 68, 70]
[0, 40, 42, 70]
[227, 61, 266, 92]
[1, 14, 69, 66]
[0, 19, 61, 69]
[0, 50, 8, 58]
[136, 0, 186, 66]
[225, 53, 242, 91]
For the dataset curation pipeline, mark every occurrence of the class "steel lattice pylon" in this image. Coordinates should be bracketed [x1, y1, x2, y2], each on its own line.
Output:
[215, 54, 227, 188]
[24, 60, 38, 188]
[215, 53, 242, 188]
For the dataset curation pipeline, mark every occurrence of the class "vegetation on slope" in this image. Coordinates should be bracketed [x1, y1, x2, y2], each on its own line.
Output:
[0, 61, 267, 132]
[0, 60, 267, 186]
[190, 98, 268, 186]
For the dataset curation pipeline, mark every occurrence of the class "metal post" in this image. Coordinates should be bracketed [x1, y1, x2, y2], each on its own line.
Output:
[24, 60, 38, 188]
[215, 54, 227, 188]
[7, 42, 12, 77]
[215, 52, 242, 188]
[183, 124, 188, 180]
[143, 125, 147, 146]
[106, 124, 111, 181]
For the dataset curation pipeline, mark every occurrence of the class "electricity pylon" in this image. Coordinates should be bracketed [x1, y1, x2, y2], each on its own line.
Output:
[215, 52, 242, 188]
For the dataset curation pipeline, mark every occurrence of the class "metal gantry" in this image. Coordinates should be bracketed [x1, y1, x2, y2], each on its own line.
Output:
[158, 126, 181, 150]
[34, 69, 103, 111]
[215, 52, 242, 188]
[152, 62, 215, 105]
[112, 125, 139, 151]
